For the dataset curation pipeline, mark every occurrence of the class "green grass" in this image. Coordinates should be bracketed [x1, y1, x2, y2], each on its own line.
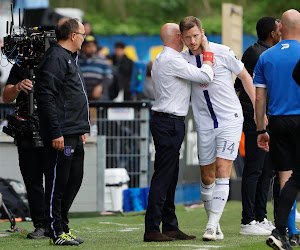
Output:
[0, 201, 284, 249]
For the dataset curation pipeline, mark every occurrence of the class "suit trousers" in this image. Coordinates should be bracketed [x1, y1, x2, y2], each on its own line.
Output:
[145, 115, 185, 233]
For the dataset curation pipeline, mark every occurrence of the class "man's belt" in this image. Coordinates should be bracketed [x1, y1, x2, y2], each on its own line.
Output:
[152, 111, 185, 121]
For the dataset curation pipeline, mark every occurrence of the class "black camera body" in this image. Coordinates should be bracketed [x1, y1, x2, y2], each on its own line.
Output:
[3, 101, 43, 148]
[2, 13, 56, 147]
[3, 28, 55, 68]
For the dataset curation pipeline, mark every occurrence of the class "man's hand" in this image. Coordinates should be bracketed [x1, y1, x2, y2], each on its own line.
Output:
[52, 136, 64, 151]
[92, 85, 103, 99]
[17, 79, 33, 94]
[257, 133, 270, 152]
[81, 134, 87, 144]
[201, 30, 210, 52]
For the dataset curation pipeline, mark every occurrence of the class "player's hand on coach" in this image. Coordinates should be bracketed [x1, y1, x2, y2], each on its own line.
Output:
[16, 79, 33, 94]
[52, 136, 64, 151]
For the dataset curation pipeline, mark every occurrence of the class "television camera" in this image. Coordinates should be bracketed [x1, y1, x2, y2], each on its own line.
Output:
[1, 5, 56, 147]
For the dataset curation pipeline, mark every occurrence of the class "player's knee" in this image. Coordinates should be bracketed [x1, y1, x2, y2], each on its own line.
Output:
[216, 168, 231, 178]
[201, 174, 215, 185]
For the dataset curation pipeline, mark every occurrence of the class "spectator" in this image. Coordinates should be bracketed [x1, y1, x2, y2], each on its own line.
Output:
[106, 55, 120, 100]
[82, 20, 94, 36]
[79, 35, 113, 100]
[112, 41, 133, 100]
[137, 61, 155, 100]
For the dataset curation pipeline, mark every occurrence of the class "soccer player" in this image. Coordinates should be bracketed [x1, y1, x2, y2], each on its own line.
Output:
[179, 16, 256, 241]
[144, 23, 214, 242]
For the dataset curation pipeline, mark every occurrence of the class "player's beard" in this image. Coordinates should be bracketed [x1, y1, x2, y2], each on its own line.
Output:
[189, 43, 200, 52]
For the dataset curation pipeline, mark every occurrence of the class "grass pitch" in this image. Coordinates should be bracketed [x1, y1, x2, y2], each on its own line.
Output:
[0, 201, 280, 249]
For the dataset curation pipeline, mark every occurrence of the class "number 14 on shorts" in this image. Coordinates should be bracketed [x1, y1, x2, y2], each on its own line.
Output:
[222, 141, 235, 154]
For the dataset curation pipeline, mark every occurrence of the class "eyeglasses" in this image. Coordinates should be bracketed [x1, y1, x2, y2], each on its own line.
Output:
[75, 32, 87, 39]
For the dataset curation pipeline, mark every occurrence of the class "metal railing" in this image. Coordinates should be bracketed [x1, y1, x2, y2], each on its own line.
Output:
[89, 101, 151, 188]
[0, 101, 152, 188]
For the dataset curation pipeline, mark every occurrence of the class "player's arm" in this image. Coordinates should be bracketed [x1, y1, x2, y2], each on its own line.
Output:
[255, 87, 267, 131]
[255, 87, 269, 152]
[237, 67, 255, 109]
[253, 57, 269, 152]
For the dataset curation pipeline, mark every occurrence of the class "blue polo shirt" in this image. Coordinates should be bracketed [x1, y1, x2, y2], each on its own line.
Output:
[254, 40, 300, 116]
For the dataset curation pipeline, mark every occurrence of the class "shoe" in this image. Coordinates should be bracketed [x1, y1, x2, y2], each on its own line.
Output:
[144, 232, 175, 242]
[216, 223, 224, 240]
[163, 229, 196, 240]
[66, 230, 84, 244]
[266, 229, 293, 250]
[203, 228, 217, 241]
[50, 233, 79, 246]
[258, 218, 276, 232]
[240, 220, 271, 235]
[296, 209, 300, 223]
[27, 227, 48, 239]
[289, 234, 299, 247]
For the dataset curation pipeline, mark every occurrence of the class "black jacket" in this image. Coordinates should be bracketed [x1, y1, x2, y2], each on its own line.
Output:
[293, 59, 300, 86]
[112, 54, 133, 100]
[36, 42, 90, 142]
[235, 40, 270, 132]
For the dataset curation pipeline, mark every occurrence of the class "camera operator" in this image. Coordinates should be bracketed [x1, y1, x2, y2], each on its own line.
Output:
[2, 64, 51, 239]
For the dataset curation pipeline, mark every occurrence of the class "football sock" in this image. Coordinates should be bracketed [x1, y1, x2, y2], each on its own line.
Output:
[200, 181, 215, 219]
[207, 178, 230, 231]
[287, 200, 298, 237]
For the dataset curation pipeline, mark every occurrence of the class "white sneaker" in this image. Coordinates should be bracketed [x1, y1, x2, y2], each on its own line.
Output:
[258, 218, 276, 232]
[203, 228, 217, 241]
[240, 220, 272, 235]
[216, 223, 224, 240]
[296, 209, 300, 223]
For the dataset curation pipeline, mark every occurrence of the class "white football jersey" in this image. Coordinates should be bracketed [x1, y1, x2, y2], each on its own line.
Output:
[151, 46, 214, 116]
[181, 42, 244, 130]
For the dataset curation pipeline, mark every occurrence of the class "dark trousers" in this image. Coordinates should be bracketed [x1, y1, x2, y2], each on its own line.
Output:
[241, 131, 273, 224]
[271, 172, 281, 221]
[47, 135, 84, 238]
[276, 169, 300, 235]
[145, 116, 185, 233]
[17, 139, 51, 228]
[270, 115, 300, 234]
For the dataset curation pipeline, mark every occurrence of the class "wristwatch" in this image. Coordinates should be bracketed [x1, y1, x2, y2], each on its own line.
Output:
[16, 84, 21, 92]
[256, 129, 267, 134]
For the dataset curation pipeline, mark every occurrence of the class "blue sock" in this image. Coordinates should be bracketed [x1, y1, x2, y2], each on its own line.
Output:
[287, 200, 298, 237]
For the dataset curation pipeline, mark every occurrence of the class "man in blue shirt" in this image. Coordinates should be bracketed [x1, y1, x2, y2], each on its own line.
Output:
[79, 35, 113, 101]
[254, 9, 300, 250]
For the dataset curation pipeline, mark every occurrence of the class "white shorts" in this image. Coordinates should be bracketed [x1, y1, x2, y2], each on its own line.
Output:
[197, 122, 243, 166]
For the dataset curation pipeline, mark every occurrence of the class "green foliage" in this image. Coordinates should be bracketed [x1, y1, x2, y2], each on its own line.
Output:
[49, 0, 300, 35]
